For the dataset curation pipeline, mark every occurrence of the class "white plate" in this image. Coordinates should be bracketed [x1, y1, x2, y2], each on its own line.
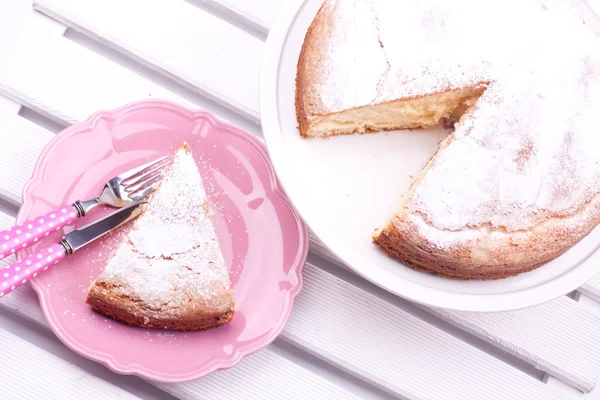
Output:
[259, 0, 600, 312]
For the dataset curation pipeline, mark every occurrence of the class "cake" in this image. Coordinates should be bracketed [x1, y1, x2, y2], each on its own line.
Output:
[296, 0, 600, 279]
[87, 143, 235, 330]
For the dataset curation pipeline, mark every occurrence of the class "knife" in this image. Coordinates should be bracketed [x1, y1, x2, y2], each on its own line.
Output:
[0, 201, 146, 298]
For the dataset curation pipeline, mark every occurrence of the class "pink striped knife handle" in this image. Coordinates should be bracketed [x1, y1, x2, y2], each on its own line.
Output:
[0, 206, 78, 261]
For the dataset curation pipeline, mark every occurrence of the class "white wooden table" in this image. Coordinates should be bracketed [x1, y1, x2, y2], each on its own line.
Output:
[2, 1, 600, 399]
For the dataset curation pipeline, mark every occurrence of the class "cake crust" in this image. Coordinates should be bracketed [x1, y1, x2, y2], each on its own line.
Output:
[373, 193, 600, 280]
[87, 282, 234, 331]
[295, 0, 332, 137]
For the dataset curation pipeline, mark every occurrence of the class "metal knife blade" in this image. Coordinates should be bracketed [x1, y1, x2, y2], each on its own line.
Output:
[61, 201, 146, 254]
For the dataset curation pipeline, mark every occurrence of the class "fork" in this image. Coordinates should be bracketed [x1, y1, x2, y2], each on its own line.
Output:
[0, 156, 169, 261]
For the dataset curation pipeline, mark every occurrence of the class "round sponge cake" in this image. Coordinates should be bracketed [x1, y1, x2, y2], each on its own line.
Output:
[295, 0, 600, 279]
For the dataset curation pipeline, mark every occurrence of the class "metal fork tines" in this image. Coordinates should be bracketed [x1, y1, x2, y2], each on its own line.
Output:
[74, 156, 170, 216]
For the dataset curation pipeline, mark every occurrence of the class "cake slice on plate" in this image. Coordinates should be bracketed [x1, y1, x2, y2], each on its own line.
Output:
[87, 142, 235, 331]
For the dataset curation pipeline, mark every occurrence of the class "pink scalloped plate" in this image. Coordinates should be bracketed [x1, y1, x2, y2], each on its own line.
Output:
[16, 99, 308, 382]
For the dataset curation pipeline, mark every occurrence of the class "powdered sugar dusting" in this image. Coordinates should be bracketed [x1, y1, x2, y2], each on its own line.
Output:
[407, 3, 600, 240]
[95, 144, 233, 315]
[316, 0, 493, 112]
[313, 0, 600, 248]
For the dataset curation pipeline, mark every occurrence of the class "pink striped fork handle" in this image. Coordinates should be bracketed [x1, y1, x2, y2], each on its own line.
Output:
[0, 243, 65, 297]
[0, 207, 77, 261]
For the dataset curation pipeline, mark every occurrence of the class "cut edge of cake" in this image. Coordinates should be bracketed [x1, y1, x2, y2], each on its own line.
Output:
[296, 84, 486, 138]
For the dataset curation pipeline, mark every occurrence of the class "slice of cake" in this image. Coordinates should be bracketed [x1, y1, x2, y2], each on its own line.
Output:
[87, 142, 234, 331]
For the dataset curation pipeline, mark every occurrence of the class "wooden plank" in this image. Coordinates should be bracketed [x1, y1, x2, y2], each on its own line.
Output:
[34, 0, 262, 121]
[283, 264, 566, 399]
[153, 352, 362, 400]
[0, 0, 32, 58]
[0, 29, 196, 126]
[580, 275, 600, 303]
[0, 25, 259, 136]
[0, 211, 14, 230]
[0, 110, 54, 204]
[0, 211, 15, 269]
[433, 298, 600, 392]
[0, 95, 21, 114]
[546, 377, 587, 399]
[310, 231, 600, 392]
[0, 328, 141, 399]
[0, 274, 360, 400]
[309, 230, 345, 266]
[192, 0, 279, 33]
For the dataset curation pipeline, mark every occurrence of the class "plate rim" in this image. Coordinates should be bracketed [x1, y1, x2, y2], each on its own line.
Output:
[17, 98, 309, 382]
[259, 0, 600, 312]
